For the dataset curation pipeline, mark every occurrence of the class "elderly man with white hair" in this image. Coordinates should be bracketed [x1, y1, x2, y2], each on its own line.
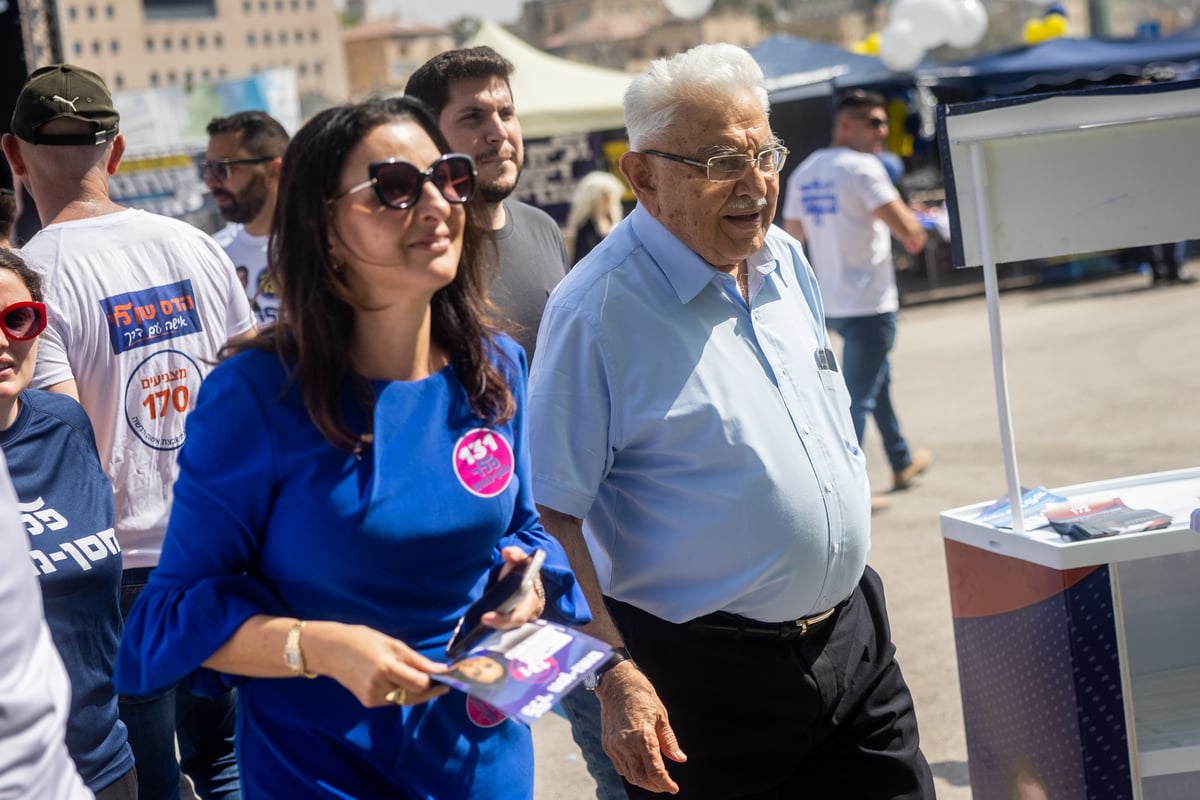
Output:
[530, 44, 934, 799]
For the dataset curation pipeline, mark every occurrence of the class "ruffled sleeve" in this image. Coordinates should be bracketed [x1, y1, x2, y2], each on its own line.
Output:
[492, 337, 590, 626]
[115, 354, 286, 696]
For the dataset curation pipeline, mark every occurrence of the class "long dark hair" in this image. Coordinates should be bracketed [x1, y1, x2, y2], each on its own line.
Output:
[235, 96, 512, 451]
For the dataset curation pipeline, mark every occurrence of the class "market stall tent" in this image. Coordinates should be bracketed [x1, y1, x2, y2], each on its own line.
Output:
[929, 34, 1200, 96]
[464, 21, 631, 137]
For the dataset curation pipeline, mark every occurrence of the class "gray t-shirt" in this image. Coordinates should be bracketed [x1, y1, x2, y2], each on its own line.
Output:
[490, 200, 569, 362]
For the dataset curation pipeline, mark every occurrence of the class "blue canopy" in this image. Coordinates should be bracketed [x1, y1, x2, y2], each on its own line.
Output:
[928, 34, 1200, 95]
[748, 35, 903, 98]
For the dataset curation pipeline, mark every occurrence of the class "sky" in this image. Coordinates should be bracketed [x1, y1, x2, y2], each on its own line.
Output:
[372, 0, 524, 26]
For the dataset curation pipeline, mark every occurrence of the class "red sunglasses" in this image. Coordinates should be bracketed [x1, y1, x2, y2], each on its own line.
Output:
[1, 301, 48, 341]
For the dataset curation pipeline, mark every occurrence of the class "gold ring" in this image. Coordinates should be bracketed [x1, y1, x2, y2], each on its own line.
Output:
[385, 687, 407, 705]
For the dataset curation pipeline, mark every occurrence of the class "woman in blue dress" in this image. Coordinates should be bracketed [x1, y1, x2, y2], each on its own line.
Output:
[115, 97, 588, 799]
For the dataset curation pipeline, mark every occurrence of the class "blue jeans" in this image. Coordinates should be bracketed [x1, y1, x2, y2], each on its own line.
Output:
[119, 569, 241, 800]
[826, 313, 912, 474]
[558, 690, 629, 800]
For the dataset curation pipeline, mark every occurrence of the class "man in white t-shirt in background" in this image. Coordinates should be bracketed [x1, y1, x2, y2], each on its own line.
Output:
[202, 110, 289, 325]
[783, 90, 932, 504]
[3, 64, 256, 800]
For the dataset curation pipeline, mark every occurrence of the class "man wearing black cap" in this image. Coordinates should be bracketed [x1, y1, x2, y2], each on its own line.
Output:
[3, 64, 255, 800]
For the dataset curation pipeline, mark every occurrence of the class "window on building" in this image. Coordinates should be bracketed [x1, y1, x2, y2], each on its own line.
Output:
[202, 68, 211, 81]
[114, 74, 124, 89]
[215, 32, 224, 47]
[298, 62, 308, 76]
[143, 0, 217, 20]
[219, 66, 228, 78]
[197, 33, 207, 48]
[314, 60, 323, 75]
[67, 6, 77, 20]
[243, 0, 250, 10]
[105, 4, 114, 17]
[110, 39, 119, 54]
[163, 37, 172, 50]
[185, 70, 194, 91]
[247, 32, 256, 46]
[180, 35, 189, 49]
[86, 4, 95, 19]
[280, 30, 288, 43]
[263, 31, 272, 45]
[72, 41, 82, 55]
[309, 28, 318, 42]
[92, 39, 101, 55]
[150, 71, 160, 86]
[167, 71, 177, 85]
[145, 36, 154, 51]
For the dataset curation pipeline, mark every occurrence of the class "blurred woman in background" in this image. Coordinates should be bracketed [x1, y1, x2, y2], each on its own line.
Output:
[566, 170, 626, 265]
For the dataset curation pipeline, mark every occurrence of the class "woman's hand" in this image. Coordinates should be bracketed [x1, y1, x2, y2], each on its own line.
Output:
[303, 621, 450, 708]
[479, 546, 546, 632]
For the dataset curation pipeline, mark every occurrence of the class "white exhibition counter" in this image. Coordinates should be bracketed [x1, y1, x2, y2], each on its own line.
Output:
[940, 468, 1200, 800]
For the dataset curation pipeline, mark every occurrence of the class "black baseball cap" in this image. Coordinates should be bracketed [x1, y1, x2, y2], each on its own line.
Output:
[11, 64, 120, 146]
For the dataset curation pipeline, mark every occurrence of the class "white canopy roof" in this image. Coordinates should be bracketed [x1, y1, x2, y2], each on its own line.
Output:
[465, 21, 631, 137]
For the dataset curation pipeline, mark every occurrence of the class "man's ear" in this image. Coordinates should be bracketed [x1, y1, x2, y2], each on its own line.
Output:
[106, 134, 126, 176]
[1, 134, 27, 177]
[267, 156, 283, 187]
[619, 151, 659, 217]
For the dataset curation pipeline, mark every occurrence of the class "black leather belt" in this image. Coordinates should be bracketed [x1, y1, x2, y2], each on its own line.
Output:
[686, 604, 840, 640]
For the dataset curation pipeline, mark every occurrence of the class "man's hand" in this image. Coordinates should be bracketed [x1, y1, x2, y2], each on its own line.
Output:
[597, 660, 687, 794]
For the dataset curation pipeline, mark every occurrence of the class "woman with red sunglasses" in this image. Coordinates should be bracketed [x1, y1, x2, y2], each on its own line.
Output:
[0, 249, 136, 799]
[115, 97, 590, 799]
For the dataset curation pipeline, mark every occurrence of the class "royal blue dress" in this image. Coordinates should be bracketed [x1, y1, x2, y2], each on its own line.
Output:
[116, 336, 588, 799]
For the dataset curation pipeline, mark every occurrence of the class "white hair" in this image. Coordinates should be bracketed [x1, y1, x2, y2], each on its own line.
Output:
[623, 43, 770, 151]
[566, 170, 626, 235]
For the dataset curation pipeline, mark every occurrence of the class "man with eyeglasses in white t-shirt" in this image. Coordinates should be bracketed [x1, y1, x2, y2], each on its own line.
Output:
[783, 90, 932, 507]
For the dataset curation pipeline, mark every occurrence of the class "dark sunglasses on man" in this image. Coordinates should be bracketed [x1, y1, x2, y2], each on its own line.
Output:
[1, 301, 48, 341]
[196, 156, 273, 182]
[329, 154, 476, 210]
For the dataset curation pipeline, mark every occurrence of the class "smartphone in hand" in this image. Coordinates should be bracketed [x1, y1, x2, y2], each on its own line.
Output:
[446, 549, 546, 660]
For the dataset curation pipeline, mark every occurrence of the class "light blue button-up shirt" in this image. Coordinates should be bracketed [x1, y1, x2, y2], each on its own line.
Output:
[529, 205, 870, 624]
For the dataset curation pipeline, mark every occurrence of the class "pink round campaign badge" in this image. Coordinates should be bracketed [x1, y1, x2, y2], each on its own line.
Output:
[453, 429, 514, 498]
[465, 696, 507, 728]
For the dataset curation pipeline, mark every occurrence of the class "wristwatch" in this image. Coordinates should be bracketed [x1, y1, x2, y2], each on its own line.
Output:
[284, 620, 318, 678]
[584, 647, 632, 692]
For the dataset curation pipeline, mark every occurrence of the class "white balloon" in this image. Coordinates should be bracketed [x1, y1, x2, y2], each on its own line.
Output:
[891, 0, 956, 49]
[947, 0, 990, 48]
[879, 19, 926, 72]
[664, 0, 714, 20]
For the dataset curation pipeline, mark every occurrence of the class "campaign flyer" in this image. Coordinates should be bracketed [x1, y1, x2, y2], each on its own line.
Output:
[431, 620, 613, 726]
[975, 486, 1067, 531]
[1044, 497, 1173, 541]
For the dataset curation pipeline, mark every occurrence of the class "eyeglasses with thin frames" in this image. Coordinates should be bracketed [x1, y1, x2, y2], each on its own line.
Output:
[196, 156, 273, 182]
[0, 301, 47, 341]
[329, 154, 476, 210]
[640, 146, 789, 181]
[859, 117, 888, 130]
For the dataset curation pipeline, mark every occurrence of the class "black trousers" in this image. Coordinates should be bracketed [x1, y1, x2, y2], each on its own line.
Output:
[605, 566, 934, 800]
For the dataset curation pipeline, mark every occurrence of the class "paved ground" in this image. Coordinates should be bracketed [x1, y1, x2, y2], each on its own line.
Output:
[531, 269, 1200, 799]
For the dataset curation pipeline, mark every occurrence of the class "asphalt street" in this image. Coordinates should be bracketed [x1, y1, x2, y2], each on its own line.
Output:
[531, 268, 1200, 799]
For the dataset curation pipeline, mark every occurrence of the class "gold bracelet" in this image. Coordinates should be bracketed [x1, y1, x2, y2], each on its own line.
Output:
[533, 574, 546, 614]
[283, 620, 318, 678]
